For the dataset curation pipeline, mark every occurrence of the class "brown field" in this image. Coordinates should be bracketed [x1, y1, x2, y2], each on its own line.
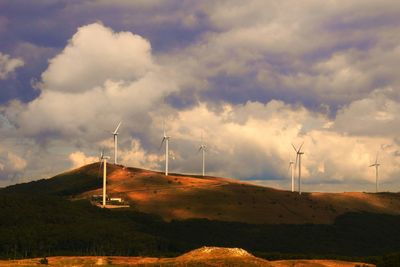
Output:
[73, 163, 400, 224]
[0, 247, 374, 266]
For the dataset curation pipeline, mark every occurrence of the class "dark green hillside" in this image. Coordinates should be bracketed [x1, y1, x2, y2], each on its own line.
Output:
[0, 192, 172, 259]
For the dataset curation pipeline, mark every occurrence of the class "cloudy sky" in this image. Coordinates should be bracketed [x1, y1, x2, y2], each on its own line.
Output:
[1, 0, 400, 192]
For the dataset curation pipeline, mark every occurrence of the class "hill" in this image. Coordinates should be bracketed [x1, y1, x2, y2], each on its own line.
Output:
[6, 162, 400, 224]
[0, 247, 375, 266]
[2, 163, 400, 265]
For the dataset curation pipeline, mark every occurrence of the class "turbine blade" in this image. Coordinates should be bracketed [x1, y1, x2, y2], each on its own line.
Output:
[291, 143, 298, 152]
[98, 160, 103, 179]
[159, 137, 166, 150]
[113, 121, 122, 134]
[375, 152, 379, 165]
[299, 142, 304, 152]
[163, 120, 166, 137]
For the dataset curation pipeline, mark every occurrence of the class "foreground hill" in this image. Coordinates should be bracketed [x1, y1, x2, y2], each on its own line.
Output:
[0, 247, 374, 266]
[6, 162, 399, 224]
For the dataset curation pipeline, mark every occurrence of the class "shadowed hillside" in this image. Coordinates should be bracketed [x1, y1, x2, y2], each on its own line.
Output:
[4, 163, 400, 225]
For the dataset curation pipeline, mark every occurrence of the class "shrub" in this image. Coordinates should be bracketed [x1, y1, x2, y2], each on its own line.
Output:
[39, 257, 48, 265]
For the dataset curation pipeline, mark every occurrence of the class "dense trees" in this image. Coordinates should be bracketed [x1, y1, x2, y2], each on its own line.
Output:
[0, 191, 400, 266]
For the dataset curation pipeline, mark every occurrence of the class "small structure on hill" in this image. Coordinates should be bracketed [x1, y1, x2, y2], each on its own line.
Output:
[91, 195, 130, 208]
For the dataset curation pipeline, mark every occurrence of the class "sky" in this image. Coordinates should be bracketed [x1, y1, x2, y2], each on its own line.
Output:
[0, 0, 400, 192]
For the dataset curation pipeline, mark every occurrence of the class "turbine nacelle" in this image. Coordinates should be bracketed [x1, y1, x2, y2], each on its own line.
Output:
[292, 142, 304, 169]
[369, 152, 381, 167]
[160, 136, 170, 148]
[288, 161, 294, 170]
[199, 144, 207, 151]
[99, 150, 110, 161]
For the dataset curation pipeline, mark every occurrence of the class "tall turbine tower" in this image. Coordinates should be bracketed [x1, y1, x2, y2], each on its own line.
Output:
[292, 143, 304, 195]
[288, 159, 295, 192]
[112, 121, 122, 165]
[199, 133, 207, 177]
[369, 153, 381, 193]
[100, 151, 111, 207]
[160, 123, 170, 176]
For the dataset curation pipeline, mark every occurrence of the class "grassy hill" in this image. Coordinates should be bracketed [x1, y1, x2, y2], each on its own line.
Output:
[7, 162, 400, 224]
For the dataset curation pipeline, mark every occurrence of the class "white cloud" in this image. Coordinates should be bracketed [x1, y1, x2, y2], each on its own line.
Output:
[0, 147, 27, 185]
[120, 139, 162, 170]
[333, 88, 400, 137]
[69, 151, 98, 168]
[41, 23, 154, 93]
[0, 52, 24, 80]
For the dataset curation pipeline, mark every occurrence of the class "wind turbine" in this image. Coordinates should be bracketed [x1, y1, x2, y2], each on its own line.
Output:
[112, 121, 122, 165]
[292, 143, 304, 195]
[288, 158, 295, 192]
[199, 133, 207, 177]
[160, 122, 170, 176]
[369, 153, 381, 193]
[99, 150, 111, 207]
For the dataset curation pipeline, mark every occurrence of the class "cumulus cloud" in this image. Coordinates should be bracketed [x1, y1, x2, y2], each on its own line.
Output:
[333, 88, 400, 137]
[120, 139, 162, 170]
[0, 147, 27, 186]
[5, 22, 179, 141]
[41, 23, 154, 93]
[69, 151, 98, 168]
[0, 52, 24, 80]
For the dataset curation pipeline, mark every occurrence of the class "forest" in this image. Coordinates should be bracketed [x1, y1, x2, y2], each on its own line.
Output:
[1, 190, 400, 266]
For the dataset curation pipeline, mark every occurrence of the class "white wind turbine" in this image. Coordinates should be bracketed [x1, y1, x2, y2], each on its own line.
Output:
[198, 133, 207, 177]
[369, 153, 381, 193]
[99, 150, 111, 207]
[292, 143, 304, 195]
[288, 158, 295, 192]
[160, 122, 170, 176]
[112, 121, 122, 165]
